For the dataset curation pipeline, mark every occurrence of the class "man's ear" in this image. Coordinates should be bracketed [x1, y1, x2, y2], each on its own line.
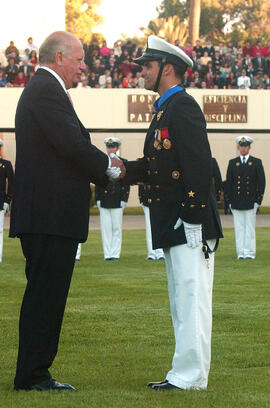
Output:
[162, 64, 174, 76]
[55, 51, 64, 66]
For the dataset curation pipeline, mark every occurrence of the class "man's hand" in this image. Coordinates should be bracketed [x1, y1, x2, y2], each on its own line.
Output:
[120, 201, 126, 209]
[110, 154, 126, 180]
[96, 200, 101, 209]
[183, 221, 202, 248]
[106, 154, 126, 181]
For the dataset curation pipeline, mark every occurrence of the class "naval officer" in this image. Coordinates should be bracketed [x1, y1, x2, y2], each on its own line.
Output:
[0, 139, 14, 263]
[226, 136, 265, 259]
[123, 35, 223, 391]
[95, 138, 130, 260]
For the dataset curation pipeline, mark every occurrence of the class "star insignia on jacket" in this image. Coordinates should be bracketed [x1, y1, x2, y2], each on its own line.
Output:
[188, 190, 195, 198]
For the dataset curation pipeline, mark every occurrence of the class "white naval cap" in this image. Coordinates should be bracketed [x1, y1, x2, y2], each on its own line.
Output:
[0, 140, 3, 147]
[134, 35, 193, 71]
[236, 135, 254, 146]
[104, 137, 121, 147]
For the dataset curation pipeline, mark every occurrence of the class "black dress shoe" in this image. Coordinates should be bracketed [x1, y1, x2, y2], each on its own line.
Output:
[148, 379, 168, 387]
[15, 379, 76, 392]
[110, 258, 119, 261]
[105, 258, 112, 261]
[151, 382, 179, 391]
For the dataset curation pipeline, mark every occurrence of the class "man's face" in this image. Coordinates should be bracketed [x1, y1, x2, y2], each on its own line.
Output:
[106, 146, 118, 155]
[238, 145, 250, 156]
[61, 39, 86, 89]
[141, 60, 160, 91]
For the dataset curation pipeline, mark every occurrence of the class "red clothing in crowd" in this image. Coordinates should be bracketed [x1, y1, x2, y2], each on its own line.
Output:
[122, 76, 134, 88]
[13, 75, 28, 87]
[250, 45, 264, 57]
[100, 46, 110, 57]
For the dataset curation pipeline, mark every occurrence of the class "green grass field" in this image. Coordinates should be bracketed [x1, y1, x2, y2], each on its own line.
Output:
[0, 228, 269, 408]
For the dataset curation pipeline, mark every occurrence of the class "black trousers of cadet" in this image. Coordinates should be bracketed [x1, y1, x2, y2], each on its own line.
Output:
[14, 233, 79, 389]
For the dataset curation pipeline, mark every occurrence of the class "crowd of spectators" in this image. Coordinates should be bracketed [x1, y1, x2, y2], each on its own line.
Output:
[1, 36, 270, 90]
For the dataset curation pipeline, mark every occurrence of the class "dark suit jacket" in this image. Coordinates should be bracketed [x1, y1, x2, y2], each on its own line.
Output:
[10, 68, 109, 242]
[226, 155, 265, 210]
[0, 158, 14, 210]
[124, 89, 222, 249]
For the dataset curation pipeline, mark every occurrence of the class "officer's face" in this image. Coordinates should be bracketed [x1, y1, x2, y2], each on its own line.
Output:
[141, 61, 160, 90]
[238, 145, 250, 156]
[106, 146, 118, 155]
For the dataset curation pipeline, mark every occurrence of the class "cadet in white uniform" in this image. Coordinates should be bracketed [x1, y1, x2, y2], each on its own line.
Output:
[96, 138, 130, 260]
[226, 136, 265, 259]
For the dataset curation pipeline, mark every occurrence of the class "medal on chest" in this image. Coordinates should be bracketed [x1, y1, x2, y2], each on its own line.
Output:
[153, 127, 171, 150]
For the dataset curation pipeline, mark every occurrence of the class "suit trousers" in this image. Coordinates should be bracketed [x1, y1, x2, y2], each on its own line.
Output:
[14, 233, 78, 389]
[232, 209, 256, 259]
[164, 240, 215, 390]
[99, 207, 123, 259]
[0, 209, 4, 262]
[141, 204, 164, 259]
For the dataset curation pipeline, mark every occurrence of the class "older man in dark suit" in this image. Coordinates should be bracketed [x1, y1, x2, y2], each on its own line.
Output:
[10, 31, 125, 392]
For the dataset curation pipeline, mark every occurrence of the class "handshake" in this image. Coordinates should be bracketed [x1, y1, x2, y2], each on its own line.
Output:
[106, 153, 126, 181]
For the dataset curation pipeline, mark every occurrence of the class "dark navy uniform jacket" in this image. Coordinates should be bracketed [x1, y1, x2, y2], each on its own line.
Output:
[212, 157, 222, 201]
[226, 155, 265, 210]
[96, 158, 130, 208]
[124, 88, 222, 249]
[0, 158, 14, 210]
[138, 184, 150, 207]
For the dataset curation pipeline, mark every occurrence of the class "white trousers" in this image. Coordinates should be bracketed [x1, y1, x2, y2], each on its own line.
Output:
[232, 209, 256, 259]
[0, 210, 4, 263]
[99, 207, 123, 259]
[164, 240, 215, 390]
[76, 243, 81, 260]
[141, 204, 164, 259]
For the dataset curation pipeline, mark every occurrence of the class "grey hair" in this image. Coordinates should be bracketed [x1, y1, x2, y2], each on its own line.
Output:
[39, 32, 73, 64]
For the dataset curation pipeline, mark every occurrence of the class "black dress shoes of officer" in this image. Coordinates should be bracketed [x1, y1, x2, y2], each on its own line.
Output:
[151, 381, 180, 391]
[147, 379, 168, 387]
[14, 378, 76, 391]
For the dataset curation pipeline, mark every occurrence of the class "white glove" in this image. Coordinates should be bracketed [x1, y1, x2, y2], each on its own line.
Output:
[106, 166, 121, 180]
[109, 153, 120, 160]
[183, 221, 202, 248]
[254, 203, 259, 214]
[106, 154, 121, 180]
[3, 202, 9, 214]
[174, 217, 183, 230]
[120, 201, 126, 209]
[96, 200, 101, 209]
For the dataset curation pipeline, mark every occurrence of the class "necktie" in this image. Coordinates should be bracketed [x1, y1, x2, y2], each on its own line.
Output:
[242, 157, 246, 164]
[66, 91, 73, 106]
